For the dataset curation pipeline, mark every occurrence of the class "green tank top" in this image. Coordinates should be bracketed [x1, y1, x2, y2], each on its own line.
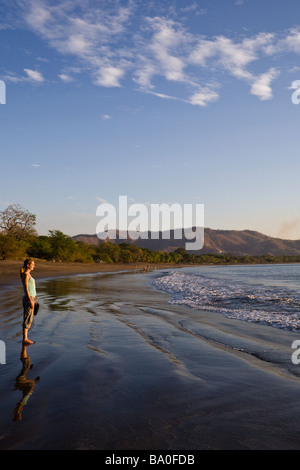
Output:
[23, 276, 36, 297]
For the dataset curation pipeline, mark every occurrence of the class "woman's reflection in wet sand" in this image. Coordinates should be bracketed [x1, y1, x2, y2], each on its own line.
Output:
[13, 343, 40, 422]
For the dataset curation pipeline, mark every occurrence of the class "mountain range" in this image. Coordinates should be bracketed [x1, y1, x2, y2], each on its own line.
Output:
[73, 228, 300, 257]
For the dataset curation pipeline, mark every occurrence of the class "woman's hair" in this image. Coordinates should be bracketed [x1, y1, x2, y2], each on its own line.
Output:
[20, 259, 34, 278]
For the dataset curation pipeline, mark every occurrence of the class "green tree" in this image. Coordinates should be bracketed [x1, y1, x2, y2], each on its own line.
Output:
[48, 230, 77, 261]
[0, 234, 28, 260]
[28, 235, 53, 260]
[72, 241, 94, 263]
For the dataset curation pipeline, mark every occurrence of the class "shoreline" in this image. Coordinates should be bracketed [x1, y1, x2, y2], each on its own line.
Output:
[2, 259, 300, 289]
[0, 260, 180, 288]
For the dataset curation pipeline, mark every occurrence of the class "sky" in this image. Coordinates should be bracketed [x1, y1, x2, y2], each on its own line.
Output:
[1, 0, 300, 239]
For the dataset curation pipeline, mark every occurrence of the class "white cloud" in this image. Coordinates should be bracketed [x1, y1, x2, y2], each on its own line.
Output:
[146, 17, 188, 82]
[180, 3, 207, 15]
[214, 36, 256, 79]
[250, 67, 279, 101]
[66, 34, 92, 55]
[273, 28, 300, 55]
[9, 1, 300, 105]
[24, 68, 44, 82]
[94, 66, 125, 88]
[188, 39, 217, 67]
[1, 72, 23, 83]
[134, 19, 279, 105]
[3, 68, 45, 83]
[133, 62, 156, 90]
[25, 3, 51, 33]
[188, 87, 220, 106]
[102, 114, 112, 120]
[289, 66, 300, 73]
[20, 0, 131, 89]
[189, 33, 274, 81]
[146, 90, 184, 103]
[58, 73, 74, 82]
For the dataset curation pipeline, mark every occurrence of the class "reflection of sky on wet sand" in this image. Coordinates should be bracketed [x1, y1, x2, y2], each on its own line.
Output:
[0, 272, 145, 437]
[37, 272, 133, 311]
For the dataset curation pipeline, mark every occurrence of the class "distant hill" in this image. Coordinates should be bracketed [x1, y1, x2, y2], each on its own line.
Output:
[73, 228, 300, 257]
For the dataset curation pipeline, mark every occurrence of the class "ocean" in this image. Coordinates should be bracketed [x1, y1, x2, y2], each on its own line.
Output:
[153, 264, 300, 332]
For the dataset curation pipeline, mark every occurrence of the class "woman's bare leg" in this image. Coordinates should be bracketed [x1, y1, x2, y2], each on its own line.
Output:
[23, 328, 34, 345]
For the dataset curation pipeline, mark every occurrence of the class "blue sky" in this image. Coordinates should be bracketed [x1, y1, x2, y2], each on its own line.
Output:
[1, 0, 300, 239]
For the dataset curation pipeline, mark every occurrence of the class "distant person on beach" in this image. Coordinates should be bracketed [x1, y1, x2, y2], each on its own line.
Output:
[20, 259, 37, 345]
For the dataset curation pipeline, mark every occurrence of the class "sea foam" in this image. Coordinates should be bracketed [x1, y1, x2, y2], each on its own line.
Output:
[153, 271, 300, 332]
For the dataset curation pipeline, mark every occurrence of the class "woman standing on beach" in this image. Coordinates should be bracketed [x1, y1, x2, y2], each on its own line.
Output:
[20, 259, 37, 345]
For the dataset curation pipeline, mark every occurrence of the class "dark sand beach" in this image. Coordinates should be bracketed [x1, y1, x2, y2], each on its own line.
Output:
[0, 260, 165, 288]
[1, 262, 300, 450]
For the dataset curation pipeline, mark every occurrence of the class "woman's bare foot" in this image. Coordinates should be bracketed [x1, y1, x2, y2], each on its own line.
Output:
[23, 338, 34, 345]
[23, 327, 34, 345]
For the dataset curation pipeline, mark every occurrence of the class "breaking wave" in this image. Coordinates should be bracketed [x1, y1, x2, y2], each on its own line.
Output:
[153, 270, 300, 332]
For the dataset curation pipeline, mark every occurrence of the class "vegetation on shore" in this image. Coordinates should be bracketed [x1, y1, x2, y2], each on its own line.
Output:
[1, 204, 300, 265]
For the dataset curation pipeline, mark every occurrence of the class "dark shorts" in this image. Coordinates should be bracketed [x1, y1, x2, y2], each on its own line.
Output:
[22, 296, 37, 330]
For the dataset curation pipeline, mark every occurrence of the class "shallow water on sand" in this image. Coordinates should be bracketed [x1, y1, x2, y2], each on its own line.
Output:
[2, 268, 300, 449]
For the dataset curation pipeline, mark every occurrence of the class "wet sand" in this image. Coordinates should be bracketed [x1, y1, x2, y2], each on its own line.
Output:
[1, 267, 300, 450]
